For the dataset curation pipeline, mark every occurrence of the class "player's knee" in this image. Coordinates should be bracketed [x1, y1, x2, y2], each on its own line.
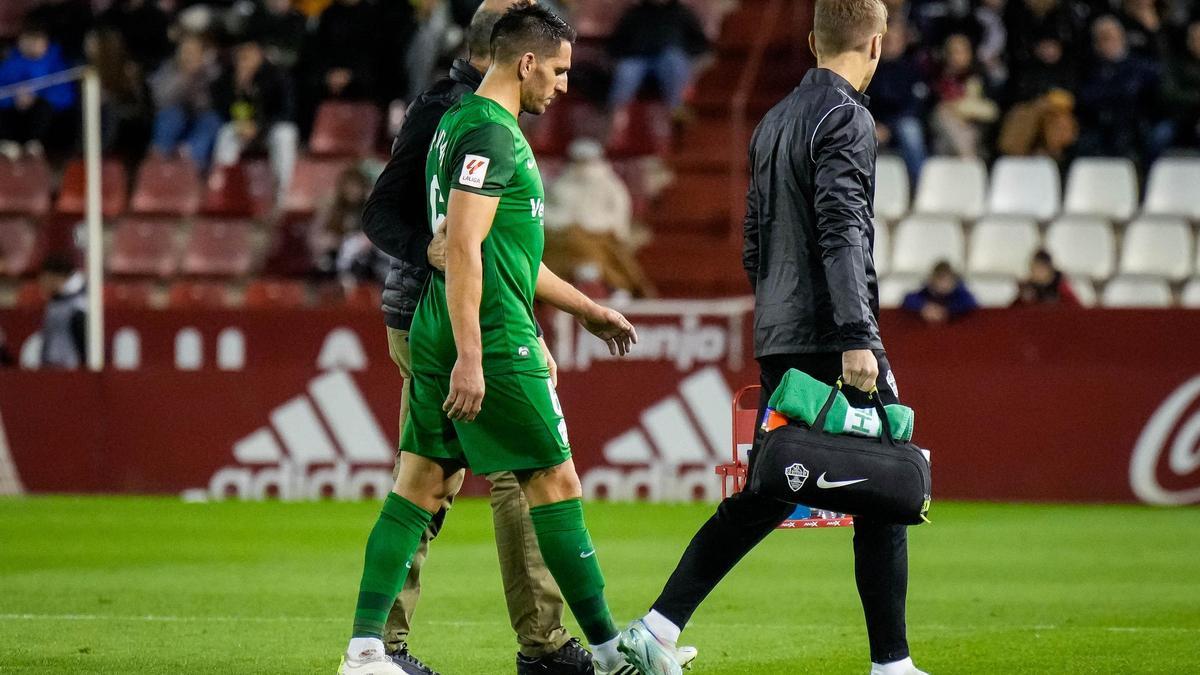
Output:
[393, 453, 457, 511]
[516, 461, 582, 506]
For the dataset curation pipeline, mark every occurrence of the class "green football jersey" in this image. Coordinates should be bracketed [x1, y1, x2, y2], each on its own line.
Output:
[411, 93, 548, 376]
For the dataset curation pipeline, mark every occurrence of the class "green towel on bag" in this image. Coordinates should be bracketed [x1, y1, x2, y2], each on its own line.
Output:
[767, 369, 915, 443]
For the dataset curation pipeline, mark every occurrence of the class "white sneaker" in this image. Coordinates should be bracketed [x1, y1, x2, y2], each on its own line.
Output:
[869, 656, 928, 675]
[338, 647, 407, 674]
[675, 645, 699, 669]
[617, 620, 683, 675]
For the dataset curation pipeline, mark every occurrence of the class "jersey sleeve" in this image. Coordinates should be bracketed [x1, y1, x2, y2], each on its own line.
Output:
[448, 122, 516, 197]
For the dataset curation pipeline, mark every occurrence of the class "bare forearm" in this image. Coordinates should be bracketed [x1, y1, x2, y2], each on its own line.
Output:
[446, 241, 484, 361]
[535, 263, 597, 319]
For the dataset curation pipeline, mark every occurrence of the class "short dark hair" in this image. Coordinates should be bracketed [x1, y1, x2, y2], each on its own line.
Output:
[467, 7, 504, 60]
[490, 1, 576, 62]
[41, 252, 76, 276]
[813, 0, 888, 57]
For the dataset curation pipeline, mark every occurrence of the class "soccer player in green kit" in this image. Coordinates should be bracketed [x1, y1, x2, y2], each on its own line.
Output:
[338, 4, 682, 675]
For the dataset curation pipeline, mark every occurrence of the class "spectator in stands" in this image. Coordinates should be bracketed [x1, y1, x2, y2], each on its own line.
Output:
[1157, 18, 1200, 150]
[148, 33, 222, 169]
[1013, 249, 1080, 306]
[99, 0, 174, 71]
[36, 253, 87, 370]
[304, 0, 380, 106]
[244, 0, 308, 69]
[972, 0, 1009, 89]
[869, 19, 929, 181]
[310, 165, 382, 282]
[1005, 0, 1085, 77]
[607, 0, 710, 116]
[24, 0, 93, 63]
[902, 260, 979, 324]
[1076, 16, 1160, 161]
[1118, 0, 1168, 60]
[544, 138, 653, 297]
[212, 37, 298, 195]
[929, 32, 999, 158]
[85, 27, 150, 156]
[0, 22, 78, 159]
[997, 33, 1079, 160]
[406, 0, 453, 100]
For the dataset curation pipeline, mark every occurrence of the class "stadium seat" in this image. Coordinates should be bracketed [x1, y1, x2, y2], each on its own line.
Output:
[181, 219, 256, 277]
[130, 155, 202, 216]
[1143, 158, 1200, 220]
[1044, 216, 1116, 281]
[878, 274, 920, 309]
[262, 217, 316, 277]
[0, 156, 51, 216]
[966, 216, 1040, 277]
[309, 101, 382, 157]
[987, 156, 1060, 220]
[1181, 278, 1200, 308]
[607, 101, 671, 159]
[244, 279, 308, 308]
[107, 218, 179, 278]
[1068, 276, 1097, 307]
[55, 159, 129, 218]
[874, 154, 909, 222]
[168, 280, 233, 308]
[284, 158, 349, 215]
[1063, 158, 1138, 221]
[1101, 276, 1173, 308]
[966, 275, 1019, 307]
[105, 281, 160, 309]
[1118, 218, 1193, 281]
[890, 216, 965, 276]
[913, 157, 986, 220]
[872, 219, 891, 277]
[0, 217, 39, 277]
[201, 160, 277, 219]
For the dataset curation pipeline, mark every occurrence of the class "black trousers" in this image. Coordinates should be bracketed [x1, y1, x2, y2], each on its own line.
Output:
[651, 351, 910, 664]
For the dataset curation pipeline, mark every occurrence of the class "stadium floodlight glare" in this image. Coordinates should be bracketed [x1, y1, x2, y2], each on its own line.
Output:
[0, 66, 103, 370]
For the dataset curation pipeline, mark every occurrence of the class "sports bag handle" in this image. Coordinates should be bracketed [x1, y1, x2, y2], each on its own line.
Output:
[810, 377, 897, 448]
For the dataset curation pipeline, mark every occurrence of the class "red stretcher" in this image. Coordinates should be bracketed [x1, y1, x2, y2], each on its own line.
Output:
[715, 385, 854, 529]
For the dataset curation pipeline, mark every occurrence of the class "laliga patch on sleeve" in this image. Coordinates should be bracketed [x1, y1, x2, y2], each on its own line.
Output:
[459, 154, 490, 188]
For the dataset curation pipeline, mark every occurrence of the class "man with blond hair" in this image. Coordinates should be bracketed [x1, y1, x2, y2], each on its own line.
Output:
[617, 1, 929, 674]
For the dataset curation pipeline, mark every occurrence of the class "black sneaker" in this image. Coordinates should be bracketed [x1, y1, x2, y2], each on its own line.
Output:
[388, 647, 440, 675]
[516, 637, 595, 674]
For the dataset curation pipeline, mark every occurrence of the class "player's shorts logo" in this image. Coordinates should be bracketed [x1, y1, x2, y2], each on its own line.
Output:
[785, 463, 809, 492]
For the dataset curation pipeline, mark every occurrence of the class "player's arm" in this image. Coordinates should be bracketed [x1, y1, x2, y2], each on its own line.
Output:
[811, 105, 879, 391]
[535, 263, 638, 356]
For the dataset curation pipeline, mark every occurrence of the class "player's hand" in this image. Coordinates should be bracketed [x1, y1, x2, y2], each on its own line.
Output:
[841, 349, 878, 392]
[427, 221, 447, 271]
[580, 304, 638, 356]
[539, 336, 558, 388]
[444, 355, 485, 422]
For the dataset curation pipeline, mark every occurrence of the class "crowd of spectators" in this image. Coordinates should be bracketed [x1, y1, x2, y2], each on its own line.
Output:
[872, 0, 1200, 178]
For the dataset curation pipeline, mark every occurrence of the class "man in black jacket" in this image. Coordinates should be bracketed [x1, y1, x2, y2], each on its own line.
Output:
[359, 4, 589, 674]
[618, 2, 928, 674]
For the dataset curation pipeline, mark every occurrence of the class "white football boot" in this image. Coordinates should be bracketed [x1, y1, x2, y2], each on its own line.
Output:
[674, 645, 698, 670]
[869, 657, 929, 675]
[617, 620, 683, 675]
[338, 642, 407, 675]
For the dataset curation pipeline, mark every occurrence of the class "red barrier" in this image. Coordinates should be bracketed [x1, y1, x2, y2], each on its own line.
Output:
[2, 302, 1199, 505]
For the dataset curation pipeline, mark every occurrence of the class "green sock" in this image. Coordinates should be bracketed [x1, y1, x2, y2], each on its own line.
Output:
[352, 492, 433, 639]
[529, 498, 618, 644]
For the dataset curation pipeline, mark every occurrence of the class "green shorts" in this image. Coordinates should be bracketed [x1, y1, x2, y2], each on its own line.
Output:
[400, 368, 571, 475]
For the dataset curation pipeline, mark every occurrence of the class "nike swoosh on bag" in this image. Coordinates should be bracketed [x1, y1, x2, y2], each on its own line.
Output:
[816, 473, 868, 489]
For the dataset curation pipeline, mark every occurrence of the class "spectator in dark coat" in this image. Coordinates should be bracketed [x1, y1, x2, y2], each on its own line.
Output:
[902, 260, 979, 323]
[0, 23, 78, 158]
[99, 0, 173, 71]
[212, 38, 298, 196]
[607, 0, 710, 113]
[1157, 19, 1200, 150]
[244, 0, 308, 69]
[1013, 250, 1080, 307]
[85, 27, 150, 157]
[869, 19, 929, 181]
[1118, 0, 1169, 60]
[1005, 0, 1086, 75]
[24, 0, 94, 63]
[306, 0, 380, 101]
[1076, 15, 1161, 160]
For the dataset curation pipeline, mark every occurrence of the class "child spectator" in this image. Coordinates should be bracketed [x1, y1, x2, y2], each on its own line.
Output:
[902, 260, 979, 323]
[1013, 250, 1080, 306]
[148, 34, 222, 169]
[930, 32, 999, 158]
[0, 22, 78, 159]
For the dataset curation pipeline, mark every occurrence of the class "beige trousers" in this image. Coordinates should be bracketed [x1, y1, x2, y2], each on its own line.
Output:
[382, 327, 570, 658]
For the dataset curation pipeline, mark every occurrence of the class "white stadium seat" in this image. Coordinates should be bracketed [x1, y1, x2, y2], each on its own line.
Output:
[966, 275, 1019, 307]
[987, 156, 1061, 220]
[878, 274, 921, 309]
[1181, 278, 1200, 308]
[1044, 216, 1116, 281]
[1068, 276, 1097, 307]
[1101, 276, 1173, 308]
[891, 216, 965, 276]
[913, 157, 987, 220]
[1063, 157, 1138, 221]
[872, 218, 891, 277]
[874, 154, 910, 221]
[1118, 218, 1193, 281]
[1143, 158, 1200, 220]
[966, 216, 1041, 277]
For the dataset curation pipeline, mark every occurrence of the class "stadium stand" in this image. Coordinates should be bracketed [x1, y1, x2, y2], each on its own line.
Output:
[130, 156, 202, 217]
[1102, 276, 1174, 308]
[107, 218, 178, 278]
[0, 217, 39, 277]
[966, 216, 1040, 279]
[872, 219, 890, 277]
[1063, 158, 1139, 221]
[873, 155, 910, 223]
[966, 276, 1019, 308]
[1118, 218, 1194, 282]
[913, 157, 987, 220]
[308, 101, 383, 158]
[180, 219, 256, 278]
[0, 157, 51, 217]
[986, 157, 1060, 221]
[200, 161, 277, 220]
[55, 159, 128, 218]
[891, 216, 965, 276]
[1044, 217, 1117, 282]
[1143, 158, 1200, 220]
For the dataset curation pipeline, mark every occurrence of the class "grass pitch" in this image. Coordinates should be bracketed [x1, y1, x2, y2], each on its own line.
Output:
[1, 497, 1197, 674]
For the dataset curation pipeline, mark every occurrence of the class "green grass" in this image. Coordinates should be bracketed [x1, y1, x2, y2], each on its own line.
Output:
[1, 498, 1198, 673]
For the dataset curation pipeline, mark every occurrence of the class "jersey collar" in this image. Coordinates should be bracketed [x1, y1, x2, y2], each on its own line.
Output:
[802, 67, 871, 107]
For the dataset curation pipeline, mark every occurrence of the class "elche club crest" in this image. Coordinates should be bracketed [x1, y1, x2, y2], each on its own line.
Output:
[785, 462, 809, 492]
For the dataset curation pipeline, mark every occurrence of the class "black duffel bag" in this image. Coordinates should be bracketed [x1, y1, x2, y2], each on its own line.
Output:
[747, 381, 932, 525]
